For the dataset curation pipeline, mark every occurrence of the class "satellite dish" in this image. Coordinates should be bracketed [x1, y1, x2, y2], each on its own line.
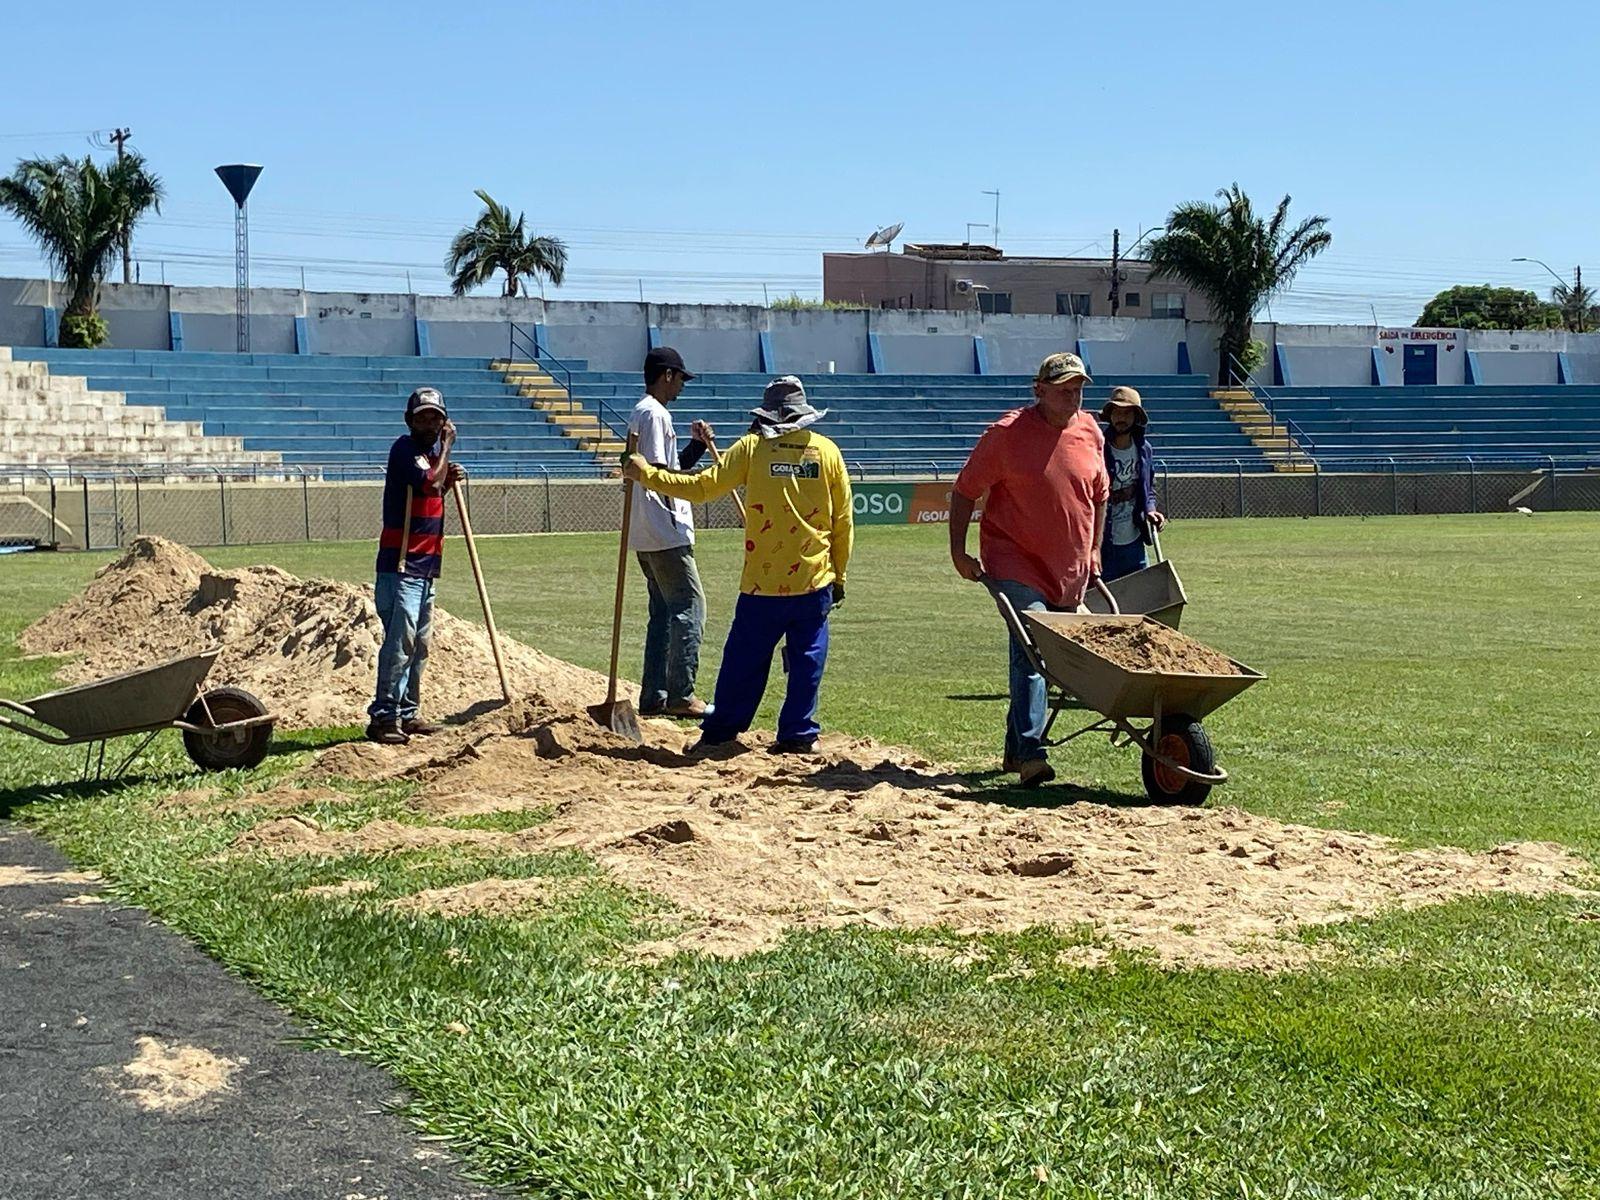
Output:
[864, 221, 905, 250]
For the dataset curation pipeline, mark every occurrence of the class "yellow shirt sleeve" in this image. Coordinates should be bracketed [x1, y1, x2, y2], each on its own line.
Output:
[637, 433, 754, 503]
[826, 443, 853, 586]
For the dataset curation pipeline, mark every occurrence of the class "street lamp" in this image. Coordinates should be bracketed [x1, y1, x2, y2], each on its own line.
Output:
[1515, 257, 1586, 332]
[1512, 256, 1564, 286]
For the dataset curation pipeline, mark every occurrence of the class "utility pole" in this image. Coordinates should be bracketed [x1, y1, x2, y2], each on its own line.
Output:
[1109, 228, 1121, 316]
[110, 127, 132, 283]
[1576, 265, 1586, 334]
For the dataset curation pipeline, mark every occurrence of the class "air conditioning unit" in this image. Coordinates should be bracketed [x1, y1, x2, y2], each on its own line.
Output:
[954, 279, 974, 294]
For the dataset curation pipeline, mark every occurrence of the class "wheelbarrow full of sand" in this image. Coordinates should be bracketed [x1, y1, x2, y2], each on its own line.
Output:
[0, 648, 276, 781]
[985, 579, 1262, 805]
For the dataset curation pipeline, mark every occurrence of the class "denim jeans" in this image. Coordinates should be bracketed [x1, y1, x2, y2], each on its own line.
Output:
[368, 572, 435, 725]
[701, 588, 832, 744]
[1100, 538, 1148, 581]
[991, 577, 1079, 766]
[635, 544, 706, 709]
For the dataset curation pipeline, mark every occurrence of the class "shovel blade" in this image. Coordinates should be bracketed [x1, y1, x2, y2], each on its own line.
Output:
[587, 699, 643, 743]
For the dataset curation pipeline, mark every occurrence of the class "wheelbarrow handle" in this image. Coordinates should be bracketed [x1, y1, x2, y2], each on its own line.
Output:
[974, 573, 1049, 677]
[1149, 525, 1165, 565]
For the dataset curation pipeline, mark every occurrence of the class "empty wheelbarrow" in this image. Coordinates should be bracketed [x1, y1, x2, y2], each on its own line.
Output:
[0, 648, 275, 780]
[986, 581, 1262, 805]
[1083, 530, 1186, 628]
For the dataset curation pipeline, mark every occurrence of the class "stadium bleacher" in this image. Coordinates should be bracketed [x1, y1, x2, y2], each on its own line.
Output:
[1265, 385, 1600, 461]
[9, 349, 600, 474]
[567, 370, 1266, 473]
[7, 349, 1597, 476]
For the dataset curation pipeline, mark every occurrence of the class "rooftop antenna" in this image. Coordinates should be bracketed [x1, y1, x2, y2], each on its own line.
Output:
[215, 164, 263, 353]
[864, 221, 904, 252]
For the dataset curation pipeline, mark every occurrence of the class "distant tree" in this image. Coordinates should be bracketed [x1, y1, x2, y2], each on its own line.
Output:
[1146, 184, 1331, 385]
[0, 153, 164, 347]
[1550, 277, 1598, 333]
[1415, 285, 1562, 331]
[446, 190, 568, 298]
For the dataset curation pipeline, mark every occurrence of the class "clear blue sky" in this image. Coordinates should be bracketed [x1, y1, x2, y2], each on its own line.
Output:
[2, 0, 1594, 323]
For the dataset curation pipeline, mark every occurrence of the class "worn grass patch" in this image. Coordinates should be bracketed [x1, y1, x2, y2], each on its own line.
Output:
[4, 515, 1599, 1197]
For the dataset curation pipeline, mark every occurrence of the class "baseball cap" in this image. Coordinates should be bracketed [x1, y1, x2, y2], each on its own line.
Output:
[644, 345, 696, 382]
[1035, 352, 1092, 385]
[405, 386, 447, 418]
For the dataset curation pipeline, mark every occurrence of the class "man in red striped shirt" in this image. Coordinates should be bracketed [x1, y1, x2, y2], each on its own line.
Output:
[367, 386, 463, 744]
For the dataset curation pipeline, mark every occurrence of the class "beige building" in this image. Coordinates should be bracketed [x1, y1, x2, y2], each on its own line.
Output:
[823, 243, 1212, 321]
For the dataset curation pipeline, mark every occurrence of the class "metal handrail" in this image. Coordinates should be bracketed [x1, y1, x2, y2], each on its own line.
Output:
[507, 321, 578, 412]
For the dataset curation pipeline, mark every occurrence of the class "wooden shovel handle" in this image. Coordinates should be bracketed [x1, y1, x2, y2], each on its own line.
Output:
[452, 480, 511, 702]
[708, 439, 745, 521]
[605, 432, 639, 707]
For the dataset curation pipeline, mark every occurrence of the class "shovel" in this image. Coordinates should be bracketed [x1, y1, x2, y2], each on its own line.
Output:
[588, 432, 644, 742]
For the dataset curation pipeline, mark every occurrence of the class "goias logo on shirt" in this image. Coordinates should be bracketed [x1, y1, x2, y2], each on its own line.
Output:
[770, 461, 821, 479]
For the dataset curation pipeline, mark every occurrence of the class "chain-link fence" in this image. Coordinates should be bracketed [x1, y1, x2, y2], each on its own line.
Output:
[1, 457, 1596, 550]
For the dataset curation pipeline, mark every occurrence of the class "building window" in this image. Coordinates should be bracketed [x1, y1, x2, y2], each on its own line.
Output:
[977, 291, 1012, 314]
[1123, 292, 1141, 308]
[1150, 292, 1185, 319]
[1056, 292, 1092, 317]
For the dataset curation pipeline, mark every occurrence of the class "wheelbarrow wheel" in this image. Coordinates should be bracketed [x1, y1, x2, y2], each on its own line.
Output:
[1140, 713, 1215, 806]
[183, 686, 273, 772]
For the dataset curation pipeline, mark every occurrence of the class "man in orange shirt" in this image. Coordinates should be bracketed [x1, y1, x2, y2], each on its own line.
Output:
[950, 352, 1109, 786]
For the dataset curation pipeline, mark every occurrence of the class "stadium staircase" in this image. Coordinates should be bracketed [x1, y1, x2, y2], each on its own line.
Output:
[0, 347, 276, 470]
[1213, 388, 1314, 472]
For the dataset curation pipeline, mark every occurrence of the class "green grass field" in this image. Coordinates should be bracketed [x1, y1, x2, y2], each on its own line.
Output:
[4, 514, 1599, 1197]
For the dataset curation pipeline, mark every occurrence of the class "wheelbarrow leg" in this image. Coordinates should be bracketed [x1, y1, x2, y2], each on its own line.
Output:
[109, 730, 161, 782]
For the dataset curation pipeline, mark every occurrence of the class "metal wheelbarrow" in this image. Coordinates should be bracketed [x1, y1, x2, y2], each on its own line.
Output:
[985, 579, 1262, 805]
[1083, 528, 1186, 627]
[0, 648, 276, 781]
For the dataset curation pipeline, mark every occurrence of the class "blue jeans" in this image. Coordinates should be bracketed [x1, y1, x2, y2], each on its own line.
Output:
[992, 578, 1077, 766]
[369, 572, 435, 725]
[702, 589, 832, 744]
[636, 545, 706, 709]
[1100, 538, 1147, 581]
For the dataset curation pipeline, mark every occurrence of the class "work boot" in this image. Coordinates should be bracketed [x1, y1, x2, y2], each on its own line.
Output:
[1002, 755, 1022, 773]
[665, 697, 709, 719]
[402, 718, 442, 737]
[1017, 758, 1056, 788]
[770, 738, 818, 756]
[365, 721, 409, 746]
[638, 701, 667, 718]
[687, 735, 743, 758]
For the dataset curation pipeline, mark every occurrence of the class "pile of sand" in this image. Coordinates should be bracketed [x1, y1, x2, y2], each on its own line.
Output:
[1043, 616, 1246, 676]
[220, 699, 1591, 968]
[20, 537, 613, 728]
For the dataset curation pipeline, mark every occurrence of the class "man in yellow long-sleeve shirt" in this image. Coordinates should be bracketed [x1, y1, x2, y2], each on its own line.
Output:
[624, 376, 853, 754]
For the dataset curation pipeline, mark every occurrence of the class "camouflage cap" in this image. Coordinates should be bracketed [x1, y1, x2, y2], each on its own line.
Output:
[1034, 352, 1092, 385]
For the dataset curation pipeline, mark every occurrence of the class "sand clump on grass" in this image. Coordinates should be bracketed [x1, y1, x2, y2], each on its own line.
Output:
[218, 698, 1594, 969]
[101, 1037, 243, 1112]
[19, 536, 613, 728]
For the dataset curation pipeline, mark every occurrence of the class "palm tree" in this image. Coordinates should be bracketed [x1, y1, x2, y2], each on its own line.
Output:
[1146, 185, 1331, 385]
[1550, 278, 1597, 333]
[0, 152, 164, 347]
[446, 190, 568, 298]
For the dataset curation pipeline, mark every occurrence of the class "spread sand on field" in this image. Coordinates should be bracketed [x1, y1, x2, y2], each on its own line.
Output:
[216, 697, 1591, 969]
[20, 536, 613, 728]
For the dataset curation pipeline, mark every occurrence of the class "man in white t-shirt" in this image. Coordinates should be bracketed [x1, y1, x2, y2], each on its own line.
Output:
[628, 346, 713, 717]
